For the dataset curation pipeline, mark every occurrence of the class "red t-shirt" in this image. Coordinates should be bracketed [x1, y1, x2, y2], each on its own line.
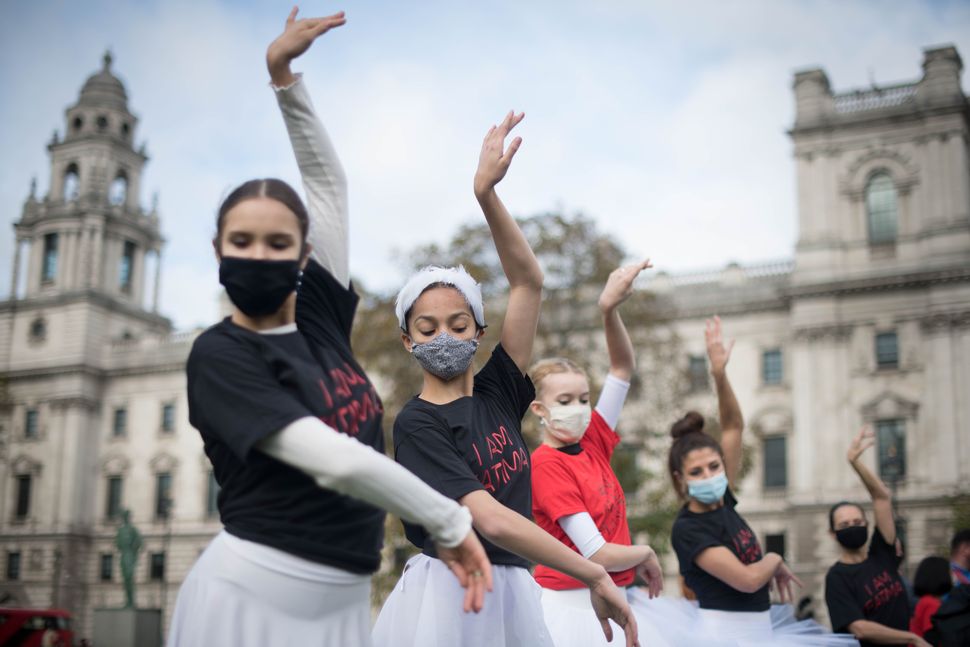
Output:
[531, 410, 633, 589]
[909, 594, 941, 637]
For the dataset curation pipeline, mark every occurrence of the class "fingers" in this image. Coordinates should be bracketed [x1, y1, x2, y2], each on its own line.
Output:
[286, 5, 298, 25]
[598, 617, 613, 642]
[725, 338, 736, 357]
[502, 136, 523, 165]
[312, 13, 347, 37]
[623, 612, 638, 647]
[791, 572, 804, 588]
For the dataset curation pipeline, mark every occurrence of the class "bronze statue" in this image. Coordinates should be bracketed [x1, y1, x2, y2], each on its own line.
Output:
[115, 509, 142, 608]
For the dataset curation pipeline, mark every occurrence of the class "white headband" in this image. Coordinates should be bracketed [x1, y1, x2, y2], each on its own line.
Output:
[395, 265, 486, 331]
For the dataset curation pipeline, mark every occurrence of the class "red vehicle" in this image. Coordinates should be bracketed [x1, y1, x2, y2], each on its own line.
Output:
[0, 608, 73, 646]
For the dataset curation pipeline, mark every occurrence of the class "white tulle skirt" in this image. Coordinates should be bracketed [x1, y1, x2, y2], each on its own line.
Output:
[625, 589, 861, 647]
[540, 586, 672, 647]
[372, 553, 554, 647]
[167, 531, 372, 647]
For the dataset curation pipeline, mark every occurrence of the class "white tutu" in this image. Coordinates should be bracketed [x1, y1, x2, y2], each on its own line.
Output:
[540, 586, 672, 647]
[167, 531, 372, 647]
[372, 553, 554, 647]
[626, 589, 860, 647]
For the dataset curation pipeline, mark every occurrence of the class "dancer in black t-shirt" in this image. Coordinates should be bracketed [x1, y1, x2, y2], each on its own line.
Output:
[824, 427, 929, 647]
[655, 318, 858, 646]
[371, 109, 639, 647]
[166, 10, 491, 647]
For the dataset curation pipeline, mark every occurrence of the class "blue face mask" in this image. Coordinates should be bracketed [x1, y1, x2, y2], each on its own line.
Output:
[687, 471, 728, 504]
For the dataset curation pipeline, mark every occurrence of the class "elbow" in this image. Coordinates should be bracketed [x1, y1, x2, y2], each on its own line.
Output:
[846, 621, 867, 640]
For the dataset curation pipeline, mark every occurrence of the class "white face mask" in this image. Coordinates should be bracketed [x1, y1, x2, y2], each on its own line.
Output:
[542, 404, 592, 444]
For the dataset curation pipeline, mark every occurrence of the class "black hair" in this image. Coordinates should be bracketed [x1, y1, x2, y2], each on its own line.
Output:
[667, 412, 723, 498]
[828, 501, 866, 531]
[913, 555, 953, 597]
[215, 178, 309, 252]
[951, 528, 970, 554]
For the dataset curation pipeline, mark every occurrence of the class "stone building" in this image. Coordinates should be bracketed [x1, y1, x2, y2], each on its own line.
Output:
[0, 45, 967, 638]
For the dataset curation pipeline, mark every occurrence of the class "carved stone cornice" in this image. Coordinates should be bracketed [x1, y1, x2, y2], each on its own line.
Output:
[792, 323, 853, 342]
[788, 266, 970, 300]
[920, 310, 970, 332]
[861, 391, 920, 421]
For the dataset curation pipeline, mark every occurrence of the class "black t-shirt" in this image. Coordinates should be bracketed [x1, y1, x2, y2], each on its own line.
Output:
[394, 344, 535, 568]
[186, 259, 386, 574]
[825, 527, 909, 645]
[671, 488, 770, 612]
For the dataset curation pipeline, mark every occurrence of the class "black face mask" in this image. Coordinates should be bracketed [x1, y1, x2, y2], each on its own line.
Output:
[219, 257, 301, 318]
[835, 525, 869, 550]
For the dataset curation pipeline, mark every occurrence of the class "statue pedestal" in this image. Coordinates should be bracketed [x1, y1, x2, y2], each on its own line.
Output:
[93, 608, 162, 647]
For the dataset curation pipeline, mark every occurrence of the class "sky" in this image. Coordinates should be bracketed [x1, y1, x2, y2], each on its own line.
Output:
[1, 0, 968, 331]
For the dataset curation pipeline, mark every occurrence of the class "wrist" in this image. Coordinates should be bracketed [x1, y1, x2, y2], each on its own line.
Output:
[580, 562, 610, 589]
[473, 182, 495, 202]
[266, 52, 295, 84]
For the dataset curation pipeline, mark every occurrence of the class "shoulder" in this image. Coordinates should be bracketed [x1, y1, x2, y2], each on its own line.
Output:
[394, 399, 448, 439]
[188, 321, 249, 365]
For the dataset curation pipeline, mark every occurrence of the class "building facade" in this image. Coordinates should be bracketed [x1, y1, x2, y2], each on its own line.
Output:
[0, 46, 967, 638]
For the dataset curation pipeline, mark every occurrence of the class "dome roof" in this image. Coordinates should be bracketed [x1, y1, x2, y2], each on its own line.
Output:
[78, 51, 128, 112]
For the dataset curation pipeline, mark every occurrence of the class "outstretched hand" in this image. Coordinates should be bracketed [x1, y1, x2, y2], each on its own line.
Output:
[435, 531, 494, 613]
[598, 260, 653, 313]
[589, 574, 640, 647]
[473, 111, 524, 199]
[771, 559, 803, 605]
[634, 549, 664, 599]
[704, 315, 734, 375]
[847, 425, 875, 465]
[267, 7, 346, 85]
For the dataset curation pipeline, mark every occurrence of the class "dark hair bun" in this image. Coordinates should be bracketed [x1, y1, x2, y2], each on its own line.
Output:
[670, 411, 705, 439]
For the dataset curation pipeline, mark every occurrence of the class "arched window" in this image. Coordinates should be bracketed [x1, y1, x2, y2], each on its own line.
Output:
[109, 172, 128, 206]
[97, 115, 109, 132]
[63, 164, 80, 201]
[72, 116, 84, 133]
[865, 171, 898, 245]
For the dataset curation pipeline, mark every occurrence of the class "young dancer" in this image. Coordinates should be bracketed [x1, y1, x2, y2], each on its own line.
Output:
[371, 113, 639, 646]
[658, 317, 858, 646]
[167, 11, 491, 646]
[527, 260, 672, 646]
[825, 427, 929, 647]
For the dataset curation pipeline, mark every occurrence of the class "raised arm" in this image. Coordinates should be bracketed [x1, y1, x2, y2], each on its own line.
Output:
[473, 112, 544, 373]
[847, 426, 896, 545]
[266, 9, 351, 286]
[598, 260, 652, 382]
[705, 316, 743, 486]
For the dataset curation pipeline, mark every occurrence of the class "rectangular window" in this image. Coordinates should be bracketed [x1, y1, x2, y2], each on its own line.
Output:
[876, 419, 906, 481]
[15, 475, 32, 520]
[206, 470, 220, 518]
[24, 409, 39, 439]
[161, 402, 175, 433]
[155, 473, 172, 519]
[42, 233, 58, 283]
[765, 533, 786, 560]
[6, 552, 21, 580]
[687, 355, 708, 392]
[149, 552, 165, 581]
[762, 349, 783, 385]
[763, 436, 787, 489]
[100, 553, 113, 582]
[875, 332, 899, 369]
[106, 476, 123, 520]
[112, 407, 127, 437]
[119, 241, 136, 292]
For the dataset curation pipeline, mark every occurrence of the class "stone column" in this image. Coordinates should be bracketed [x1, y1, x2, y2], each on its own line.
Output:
[152, 249, 162, 313]
[10, 237, 23, 299]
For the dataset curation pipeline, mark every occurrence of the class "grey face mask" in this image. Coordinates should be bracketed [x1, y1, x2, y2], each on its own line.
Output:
[410, 332, 479, 380]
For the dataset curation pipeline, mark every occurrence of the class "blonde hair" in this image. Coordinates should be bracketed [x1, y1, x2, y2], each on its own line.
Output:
[529, 357, 588, 398]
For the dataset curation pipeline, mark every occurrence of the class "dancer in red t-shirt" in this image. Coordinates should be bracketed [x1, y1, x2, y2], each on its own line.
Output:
[529, 260, 671, 646]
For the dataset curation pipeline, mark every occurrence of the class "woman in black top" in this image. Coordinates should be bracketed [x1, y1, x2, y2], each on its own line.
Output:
[371, 110, 639, 646]
[824, 427, 930, 647]
[656, 318, 858, 646]
[166, 11, 490, 647]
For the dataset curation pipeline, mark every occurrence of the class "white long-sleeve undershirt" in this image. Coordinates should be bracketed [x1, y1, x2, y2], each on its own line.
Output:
[258, 416, 471, 548]
[273, 75, 350, 288]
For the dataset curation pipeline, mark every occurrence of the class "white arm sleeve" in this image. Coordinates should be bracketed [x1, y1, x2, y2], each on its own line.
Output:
[258, 416, 471, 548]
[594, 374, 631, 431]
[273, 75, 350, 287]
[558, 511, 607, 559]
